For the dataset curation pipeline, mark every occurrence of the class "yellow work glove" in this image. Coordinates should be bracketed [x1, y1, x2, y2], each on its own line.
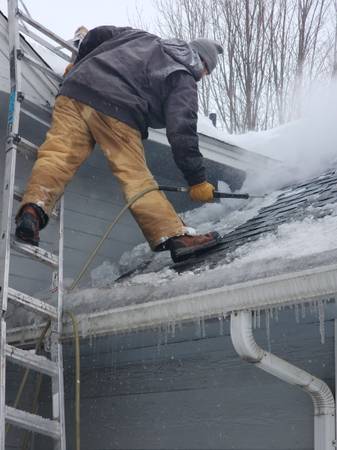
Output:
[64, 63, 74, 76]
[189, 181, 215, 202]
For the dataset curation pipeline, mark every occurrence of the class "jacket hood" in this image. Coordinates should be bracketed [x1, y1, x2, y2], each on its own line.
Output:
[161, 38, 204, 81]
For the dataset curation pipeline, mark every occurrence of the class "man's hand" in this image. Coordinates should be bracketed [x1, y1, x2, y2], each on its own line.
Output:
[189, 181, 215, 202]
[64, 63, 74, 76]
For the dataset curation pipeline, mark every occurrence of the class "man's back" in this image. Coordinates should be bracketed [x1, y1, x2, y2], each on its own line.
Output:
[60, 26, 203, 138]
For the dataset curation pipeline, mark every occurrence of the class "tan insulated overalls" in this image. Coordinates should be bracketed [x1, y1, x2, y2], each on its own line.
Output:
[21, 96, 185, 249]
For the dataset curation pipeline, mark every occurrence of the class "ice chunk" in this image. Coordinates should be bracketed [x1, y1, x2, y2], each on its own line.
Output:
[317, 300, 326, 344]
[91, 261, 120, 287]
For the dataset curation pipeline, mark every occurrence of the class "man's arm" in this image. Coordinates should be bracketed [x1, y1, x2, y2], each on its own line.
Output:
[74, 25, 130, 64]
[164, 71, 206, 186]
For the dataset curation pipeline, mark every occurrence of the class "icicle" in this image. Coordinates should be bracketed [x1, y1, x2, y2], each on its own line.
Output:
[294, 304, 300, 324]
[157, 325, 163, 353]
[274, 307, 279, 322]
[170, 320, 176, 338]
[253, 310, 257, 329]
[301, 302, 306, 319]
[309, 300, 315, 315]
[164, 322, 169, 344]
[265, 310, 271, 352]
[201, 316, 206, 338]
[195, 318, 202, 338]
[257, 309, 261, 328]
[218, 316, 224, 335]
[269, 307, 274, 320]
[317, 300, 326, 344]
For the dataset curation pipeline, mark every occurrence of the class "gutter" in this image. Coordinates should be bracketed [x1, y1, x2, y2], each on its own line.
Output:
[6, 262, 337, 345]
[231, 310, 336, 450]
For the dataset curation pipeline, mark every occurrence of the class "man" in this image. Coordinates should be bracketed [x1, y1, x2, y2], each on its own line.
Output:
[15, 26, 223, 262]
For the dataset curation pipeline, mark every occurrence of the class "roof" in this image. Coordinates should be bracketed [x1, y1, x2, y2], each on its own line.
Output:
[148, 125, 276, 173]
[7, 166, 337, 344]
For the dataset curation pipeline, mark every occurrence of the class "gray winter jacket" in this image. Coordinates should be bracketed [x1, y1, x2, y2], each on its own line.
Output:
[59, 26, 206, 185]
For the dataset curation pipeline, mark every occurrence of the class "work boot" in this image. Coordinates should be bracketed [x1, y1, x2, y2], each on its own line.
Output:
[15, 203, 47, 246]
[168, 231, 221, 263]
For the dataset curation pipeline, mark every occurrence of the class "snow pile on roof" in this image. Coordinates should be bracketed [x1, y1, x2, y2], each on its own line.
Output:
[57, 200, 337, 318]
[197, 115, 239, 145]
[54, 184, 337, 314]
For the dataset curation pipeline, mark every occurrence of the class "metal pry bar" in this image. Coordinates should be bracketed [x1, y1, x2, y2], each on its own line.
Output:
[158, 185, 266, 199]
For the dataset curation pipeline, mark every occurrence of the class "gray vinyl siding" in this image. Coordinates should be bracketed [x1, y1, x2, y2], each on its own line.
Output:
[5, 309, 333, 450]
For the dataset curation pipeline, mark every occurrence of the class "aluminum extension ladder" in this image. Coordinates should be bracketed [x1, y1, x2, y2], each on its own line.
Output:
[0, 1, 78, 448]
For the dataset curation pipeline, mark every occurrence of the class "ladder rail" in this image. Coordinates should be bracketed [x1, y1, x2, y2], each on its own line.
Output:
[18, 24, 72, 63]
[51, 196, 66, 450]
[1, 1, 69, 448]
[17, 9, 78, 55]
[0, 0, 23, 445]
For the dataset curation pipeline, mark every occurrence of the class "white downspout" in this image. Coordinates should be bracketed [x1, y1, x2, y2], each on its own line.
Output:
[230, 310, 336, 450]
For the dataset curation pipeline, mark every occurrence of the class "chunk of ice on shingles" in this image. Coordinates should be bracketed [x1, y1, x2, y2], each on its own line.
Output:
[91, 261, 120, 288]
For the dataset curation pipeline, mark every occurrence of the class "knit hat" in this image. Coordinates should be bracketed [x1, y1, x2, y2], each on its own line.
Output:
[189, 38, 223, 74]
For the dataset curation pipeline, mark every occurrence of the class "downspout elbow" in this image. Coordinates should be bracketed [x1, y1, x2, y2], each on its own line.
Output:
[230, 310, 264, 363]
[230, 310, 335, 450]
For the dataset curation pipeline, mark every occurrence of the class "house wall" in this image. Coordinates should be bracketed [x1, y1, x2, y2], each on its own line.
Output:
[6, 309, 333, 450]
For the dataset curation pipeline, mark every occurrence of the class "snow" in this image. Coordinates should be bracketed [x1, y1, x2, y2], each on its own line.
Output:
[199, 82, 337, 191]
[49, 193, 337, 320]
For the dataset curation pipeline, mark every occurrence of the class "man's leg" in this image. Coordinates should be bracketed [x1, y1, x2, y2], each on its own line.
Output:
[84, 111, 185, 250]
[16, 96, 95, 244]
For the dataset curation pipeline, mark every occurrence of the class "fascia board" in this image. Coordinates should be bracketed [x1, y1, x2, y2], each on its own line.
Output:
[7, 263, 337, 345]
[148, 129, 277, 172]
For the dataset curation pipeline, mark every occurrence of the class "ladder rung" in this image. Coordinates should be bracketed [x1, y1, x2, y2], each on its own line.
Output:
[16, 137, 38, 158]
[17, 8, 78, 54]
[11, 239, 58, 268]
[5, 406, 61, 440]
[13, 189, 23, 203]
[14, 189, 59, 219]
[6, 344, 58, 377]
[8, 287, 57, 319]
[21, 107, 51, 128]
[18, 24, 72, 63]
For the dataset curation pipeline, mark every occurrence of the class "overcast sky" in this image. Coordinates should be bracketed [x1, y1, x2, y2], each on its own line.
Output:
[0, 0, 157, 38]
